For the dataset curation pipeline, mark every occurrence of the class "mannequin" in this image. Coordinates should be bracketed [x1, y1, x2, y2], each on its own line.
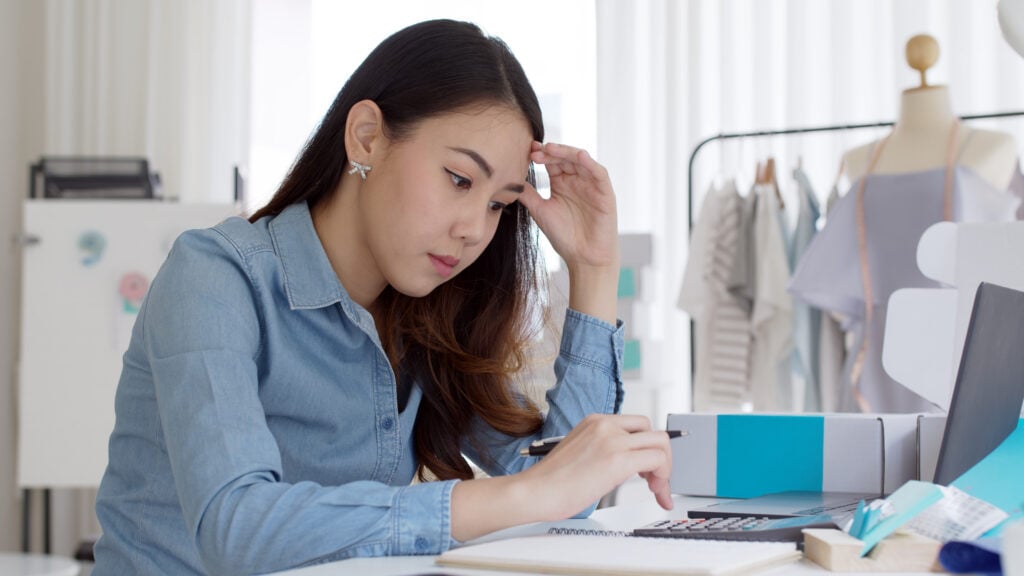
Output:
[842, 34, 1018, 191]
[790, 34, 1020, 414]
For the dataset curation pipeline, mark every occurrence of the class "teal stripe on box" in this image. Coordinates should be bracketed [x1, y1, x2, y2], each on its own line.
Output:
[716, 415, 825, 498]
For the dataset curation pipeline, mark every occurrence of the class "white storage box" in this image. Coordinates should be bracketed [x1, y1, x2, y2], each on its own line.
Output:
[667, 413, 921, 498]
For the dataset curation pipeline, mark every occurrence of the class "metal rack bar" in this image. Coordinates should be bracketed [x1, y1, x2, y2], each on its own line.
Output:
[687, 111, 1024, 229]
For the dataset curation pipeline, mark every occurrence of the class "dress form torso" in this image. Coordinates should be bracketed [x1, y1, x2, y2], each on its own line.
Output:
[842, 86, 1018, 190]
[792, 36, 1021, 413]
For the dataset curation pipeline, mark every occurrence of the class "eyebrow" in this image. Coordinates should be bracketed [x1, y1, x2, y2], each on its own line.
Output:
[449, 147, 525, 193]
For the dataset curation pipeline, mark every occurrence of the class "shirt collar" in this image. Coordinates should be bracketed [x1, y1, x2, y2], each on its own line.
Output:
[268, 201, 347, 310]
[268, 202, 383, 343]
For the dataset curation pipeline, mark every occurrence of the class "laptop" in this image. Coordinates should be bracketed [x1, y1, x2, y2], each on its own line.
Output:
[686, 281, 1024, 521]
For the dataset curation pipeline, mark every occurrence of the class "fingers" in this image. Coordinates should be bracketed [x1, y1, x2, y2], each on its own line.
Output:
[620, 431, 673, 475]
[620, 426, 674, 511]
[531, 143, 581, 178]
[531, 142, 610, 184]
[642, 472, 675, 511]
[526, 413, 675, 517]
[620, 430, 675, 451]
[591, 416, 673, 493]
[581, 413, 654, 434]
[634, 448, 674, 511]
[516, 176, 546, 214]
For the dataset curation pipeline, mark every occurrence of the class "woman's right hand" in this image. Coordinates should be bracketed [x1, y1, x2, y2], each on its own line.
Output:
[449, 413, 673, 541]
[518, 414, 674, 521]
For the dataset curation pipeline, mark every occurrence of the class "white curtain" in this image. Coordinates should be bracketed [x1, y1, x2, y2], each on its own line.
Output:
[595, 0, 1024, 420]
[41, 0, 250, 202]
[2, 0, 251, 557]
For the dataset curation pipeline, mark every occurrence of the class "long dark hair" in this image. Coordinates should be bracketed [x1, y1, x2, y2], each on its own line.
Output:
[251, 19, 546, 481]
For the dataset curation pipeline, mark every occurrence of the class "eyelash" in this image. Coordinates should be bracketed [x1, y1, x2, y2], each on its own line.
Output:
[446, 169, 472, 190]
[445, 168, 510, 214]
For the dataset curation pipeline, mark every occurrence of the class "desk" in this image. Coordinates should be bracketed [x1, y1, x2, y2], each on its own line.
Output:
[0, 553, 79, 576]
[270, 495, 939, 575]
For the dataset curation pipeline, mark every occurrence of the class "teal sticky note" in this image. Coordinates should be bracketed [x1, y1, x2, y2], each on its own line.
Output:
[848, 500, 868, 538]
[952, 420, 1024, 514]
[617, 268, 636, 298]
[858, 480, 943, 556]
[623, 339, 641, 371]
[716, 415, 824, 498]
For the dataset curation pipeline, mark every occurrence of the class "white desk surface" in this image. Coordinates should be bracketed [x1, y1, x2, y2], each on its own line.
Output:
[270, 494, 938, 576]
[0, 552, 79, 576]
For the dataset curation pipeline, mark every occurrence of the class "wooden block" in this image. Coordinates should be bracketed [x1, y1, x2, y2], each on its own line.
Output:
[803, 528, 944, 573]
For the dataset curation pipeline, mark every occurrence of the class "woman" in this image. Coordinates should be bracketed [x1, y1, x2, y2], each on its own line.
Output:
[94, 19, 673, 575]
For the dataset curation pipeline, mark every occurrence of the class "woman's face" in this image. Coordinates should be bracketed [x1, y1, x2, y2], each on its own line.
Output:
[359, 104, 534, 298]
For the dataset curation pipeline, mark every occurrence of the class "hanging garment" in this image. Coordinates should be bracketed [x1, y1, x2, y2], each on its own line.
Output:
[747, 183, 793, 412]
[727, 189, 759, 315]
[817, 185, 851, 413]
[1009, 161, 1024, 220]
[790, 128, 1020, 413]
[679, 182, 751, 411]
[720, 182, 793, 411]
[788, 167, 823, 412]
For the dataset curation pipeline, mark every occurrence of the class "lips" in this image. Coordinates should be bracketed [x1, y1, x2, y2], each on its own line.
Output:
[433, 254, 459, 267]
[429, 254, 459, 278]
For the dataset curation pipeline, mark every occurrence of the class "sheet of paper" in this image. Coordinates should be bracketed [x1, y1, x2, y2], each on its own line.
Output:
[906, 485, 1009, 542]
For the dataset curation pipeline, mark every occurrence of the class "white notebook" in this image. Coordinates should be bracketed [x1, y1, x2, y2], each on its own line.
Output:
[436, 532, 802, 576]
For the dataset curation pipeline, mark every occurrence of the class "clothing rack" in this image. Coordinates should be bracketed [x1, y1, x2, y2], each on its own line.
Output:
[684, 109, 1024, 389]
[687, 110, 1024, 230]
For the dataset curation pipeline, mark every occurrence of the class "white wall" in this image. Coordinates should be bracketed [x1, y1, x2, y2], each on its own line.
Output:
[0, 0, 45, 553]
[0, 0, 251, 555]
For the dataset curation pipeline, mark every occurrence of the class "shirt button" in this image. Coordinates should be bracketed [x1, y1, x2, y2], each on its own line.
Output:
[415, 537, 429, 551]
[381, 417, 393, 430]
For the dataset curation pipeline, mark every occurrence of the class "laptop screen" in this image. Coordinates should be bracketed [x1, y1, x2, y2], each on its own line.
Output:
[932, 282, 1024, 485]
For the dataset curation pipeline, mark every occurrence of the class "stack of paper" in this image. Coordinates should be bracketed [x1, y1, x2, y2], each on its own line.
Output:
[437, 534, 801, 576]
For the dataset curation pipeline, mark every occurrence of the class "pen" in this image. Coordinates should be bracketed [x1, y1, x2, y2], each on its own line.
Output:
[519, 429, 688, 457]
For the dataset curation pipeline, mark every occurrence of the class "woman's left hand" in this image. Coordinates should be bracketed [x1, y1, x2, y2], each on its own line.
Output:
[518, 142, 619, 272]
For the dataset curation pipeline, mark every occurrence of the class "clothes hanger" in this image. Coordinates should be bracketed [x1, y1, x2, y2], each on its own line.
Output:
[763, 157, 785, 209]
[831, 158, 846, 192]
[764, 157, 775, 185]
[793, 155, 807, 202]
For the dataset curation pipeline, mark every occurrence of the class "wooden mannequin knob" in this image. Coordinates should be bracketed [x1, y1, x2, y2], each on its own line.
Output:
[906, 34, 940, 88]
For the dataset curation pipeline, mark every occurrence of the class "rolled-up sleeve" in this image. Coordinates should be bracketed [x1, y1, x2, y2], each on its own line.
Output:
[463, 308, 625, 480]
[544, 308, 625, 427]
[145, 230, 457, 575]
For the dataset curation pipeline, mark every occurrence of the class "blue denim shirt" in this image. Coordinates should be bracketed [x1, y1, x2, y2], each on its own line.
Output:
[93, 202, 624, 575]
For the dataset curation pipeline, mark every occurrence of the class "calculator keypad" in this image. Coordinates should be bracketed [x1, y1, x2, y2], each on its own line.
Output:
[648, 517, 772, 532]
[635, 514, 838, 544]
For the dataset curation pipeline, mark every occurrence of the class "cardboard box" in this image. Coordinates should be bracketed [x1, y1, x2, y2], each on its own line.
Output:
[916, 414, 946, 484]
[877, 414, 920, 494]
[667, 413, 921, 498]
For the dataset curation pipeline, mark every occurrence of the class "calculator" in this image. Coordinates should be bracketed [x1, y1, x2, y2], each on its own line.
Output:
[633, 514, 838, 543]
